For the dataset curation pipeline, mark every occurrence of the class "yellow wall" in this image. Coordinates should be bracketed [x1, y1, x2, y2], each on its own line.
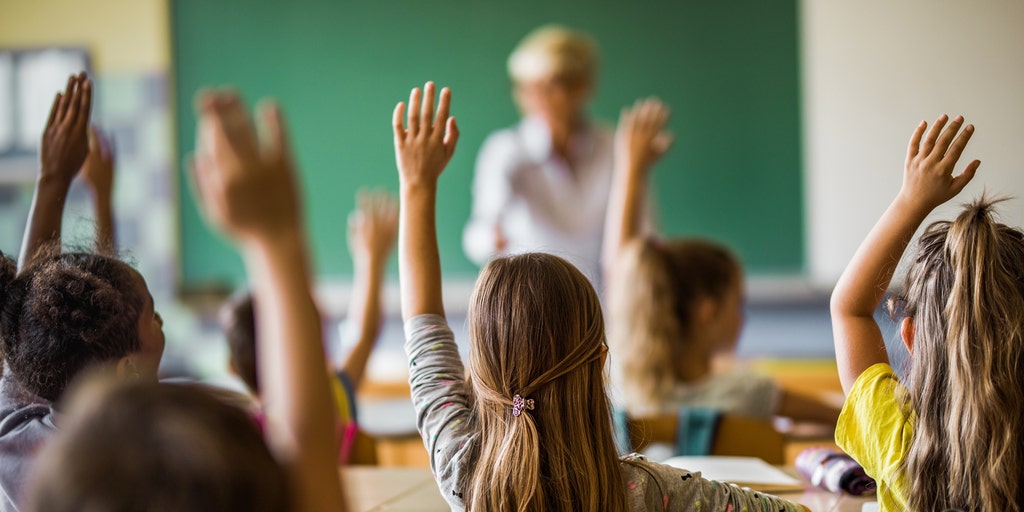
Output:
[0, 0, 169, 73]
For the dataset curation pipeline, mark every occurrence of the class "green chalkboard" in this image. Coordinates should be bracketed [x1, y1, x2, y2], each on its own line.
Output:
[172, 0, 802, 289]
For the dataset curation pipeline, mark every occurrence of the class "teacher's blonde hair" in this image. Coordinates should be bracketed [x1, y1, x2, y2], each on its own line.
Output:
[507, 25, 597, 87]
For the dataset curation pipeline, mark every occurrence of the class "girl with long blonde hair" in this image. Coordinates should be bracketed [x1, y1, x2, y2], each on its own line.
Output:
[604, 99, 839, 425]
[832, 115, 1024, 510]
[393, 82, 806, 511]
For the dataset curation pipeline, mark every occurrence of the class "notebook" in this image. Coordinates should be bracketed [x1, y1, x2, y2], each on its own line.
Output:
[662, 455, 805, 493]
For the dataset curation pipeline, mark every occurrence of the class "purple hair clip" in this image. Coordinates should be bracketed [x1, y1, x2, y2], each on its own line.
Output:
[511, 394, 535, 417]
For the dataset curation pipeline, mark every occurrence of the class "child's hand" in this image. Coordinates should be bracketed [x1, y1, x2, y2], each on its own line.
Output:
[40, 73, 92, 185]
[899, 114, 980, 213]
[615, 98, 673, 176]
[80, 126, 115, 200]
[191, 90, 301, 247]
[348, 189, 398, 270]
[392, 82, 459, 188]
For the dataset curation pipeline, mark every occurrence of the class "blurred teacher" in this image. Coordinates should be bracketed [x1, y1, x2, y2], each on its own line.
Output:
[462, 25, 614, 287]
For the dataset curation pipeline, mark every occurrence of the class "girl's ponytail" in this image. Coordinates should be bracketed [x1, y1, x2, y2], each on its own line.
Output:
[904, 197, 1024, 511]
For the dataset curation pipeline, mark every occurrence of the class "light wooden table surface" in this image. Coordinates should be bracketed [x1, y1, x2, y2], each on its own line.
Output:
[342, 466, 875, 512]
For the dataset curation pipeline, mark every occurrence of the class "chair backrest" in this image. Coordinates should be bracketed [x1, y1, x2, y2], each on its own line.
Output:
[619, 411, 786, 465]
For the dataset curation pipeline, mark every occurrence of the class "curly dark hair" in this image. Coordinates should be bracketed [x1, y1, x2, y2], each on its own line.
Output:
[0, 251, 144, 402]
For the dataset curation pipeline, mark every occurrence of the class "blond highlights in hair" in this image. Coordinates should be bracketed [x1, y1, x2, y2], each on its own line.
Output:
[507, 25, 597, 86]
[466, 253, 626, 512]
[608, 238, 741, 415]
[897, 198, 1024, 511]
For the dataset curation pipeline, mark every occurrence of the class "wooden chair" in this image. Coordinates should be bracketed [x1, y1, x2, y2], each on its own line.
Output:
[621, 412, 786, 465]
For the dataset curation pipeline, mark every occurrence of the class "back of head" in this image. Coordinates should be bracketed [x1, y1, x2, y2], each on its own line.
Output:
[219, 291, 259, 395]
[607, 238, 740, 414]
[466, 253, 625, 512]
[0, 251, 143, 402]
[25, 374, 289, 512]
[507, 24, 597, 87]
[898, 198, 1024, 511]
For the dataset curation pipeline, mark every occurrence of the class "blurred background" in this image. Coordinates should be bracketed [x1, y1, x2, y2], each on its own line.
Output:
[0, 0, 1021, 400]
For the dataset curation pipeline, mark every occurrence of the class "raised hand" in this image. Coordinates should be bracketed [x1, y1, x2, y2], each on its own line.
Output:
[392, 82, 459, 188]
[900, 114, 980, 213]
[80, 126, 115, 199]
[40, 73, 92, 185]
[191, 90, 300, 247]
[615, 98, 673, 176]
[348, 189, 398, 270]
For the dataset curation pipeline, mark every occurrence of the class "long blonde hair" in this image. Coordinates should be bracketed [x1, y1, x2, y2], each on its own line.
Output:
[466, 253, 626, 512]
[608, 238, 740, 414]
[897, 198, 1024, 511]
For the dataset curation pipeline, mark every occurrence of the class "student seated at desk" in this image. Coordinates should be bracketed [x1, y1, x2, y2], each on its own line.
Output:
[220, 190, 397, 463]
[22, 89, 348, 511]
[604, 99, 840, 426]
[832, 115, 1024, 511]
[393, 81, 807, 511]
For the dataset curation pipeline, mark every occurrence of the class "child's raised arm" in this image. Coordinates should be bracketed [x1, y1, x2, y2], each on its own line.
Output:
[602, 98, 672, 280]
[393, 82, 459, 321]
[340, 189, 398, 387]
[830, 115, 979, 394]
[80, 127, 116, 254]
[190, 90, 346, 512]
[20, 73, 92, 271]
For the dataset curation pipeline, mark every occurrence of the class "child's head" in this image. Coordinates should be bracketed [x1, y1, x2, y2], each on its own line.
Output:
[0, 251, 164, 402]
[219, 291, 259, 395]
[465, 252, 626, 512]
[508, 25, 597, 127]
[608, 237, 743, 412]
[25, 374, 288, 512]
[894, 199, 1024, 509]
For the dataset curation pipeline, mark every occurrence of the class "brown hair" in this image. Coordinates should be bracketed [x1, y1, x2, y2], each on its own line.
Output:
[896, 198, 1024, 510]
[220, 291, 259, 394]
[466, 253, 626, 512]
[25, 374, 289, 512]
[607, 237, 741, 414]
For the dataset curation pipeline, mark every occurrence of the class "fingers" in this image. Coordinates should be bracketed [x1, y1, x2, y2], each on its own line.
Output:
[951, 159, 981, 195]
[45, 93, 61, 129]
[443, 117, 460, 156]
[940, 123, 975, 169]
[932, 115, 964, 157]
[920, 114, 949, 156]
[55, 75, 75, 125]
[433, 87, 451, 136]
[258, 99, 292, 163]
[906, 120, 926, 161]
[73, 77, 93, 134]
[407, 87, 421, 136]
[421, 82, 435, 135]
[393, 102, 406, 140]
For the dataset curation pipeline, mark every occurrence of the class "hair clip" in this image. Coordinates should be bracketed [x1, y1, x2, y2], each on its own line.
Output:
[511, 394, 535, 417]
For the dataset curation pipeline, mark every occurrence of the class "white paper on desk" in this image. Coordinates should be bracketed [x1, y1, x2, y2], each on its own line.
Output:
[662, 456, 803, 491]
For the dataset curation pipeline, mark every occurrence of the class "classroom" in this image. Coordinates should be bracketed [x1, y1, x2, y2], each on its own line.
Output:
[0, 1, 1021, 511]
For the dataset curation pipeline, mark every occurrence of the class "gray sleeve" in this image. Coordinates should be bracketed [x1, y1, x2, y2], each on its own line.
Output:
[403, 314, 477, 511]
[625, 457, 805, 511]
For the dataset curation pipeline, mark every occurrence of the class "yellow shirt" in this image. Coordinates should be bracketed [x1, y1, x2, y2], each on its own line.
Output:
[835, 363, 913, 512]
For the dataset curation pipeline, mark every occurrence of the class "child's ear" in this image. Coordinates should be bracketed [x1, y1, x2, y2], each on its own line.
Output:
[116, 356, 141, 380]
[901, 317, 915, 355]
[696, 297, 718, 327]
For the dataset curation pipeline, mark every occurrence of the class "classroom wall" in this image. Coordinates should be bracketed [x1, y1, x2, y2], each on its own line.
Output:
[0, 0, 227, 377]
[802, 1, 1024, 286]
[0, 0, 170, 73]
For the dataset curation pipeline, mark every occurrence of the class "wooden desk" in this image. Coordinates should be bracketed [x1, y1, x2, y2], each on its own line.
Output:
[342, 466, 876, 512]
